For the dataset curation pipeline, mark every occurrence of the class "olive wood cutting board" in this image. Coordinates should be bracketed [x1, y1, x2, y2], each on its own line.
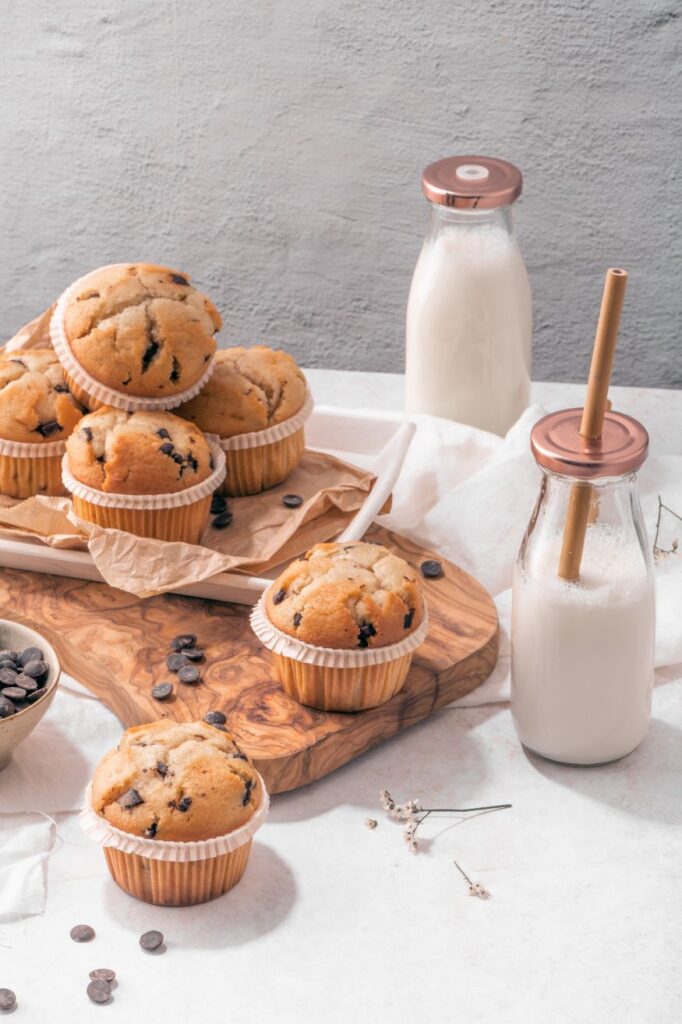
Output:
[0, 525, 498, 793]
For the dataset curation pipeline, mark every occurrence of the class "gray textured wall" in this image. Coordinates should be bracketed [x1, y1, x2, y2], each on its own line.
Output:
[1, 1, 681, 387]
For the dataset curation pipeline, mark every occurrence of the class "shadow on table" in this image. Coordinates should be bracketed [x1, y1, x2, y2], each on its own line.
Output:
[525, 716, 682, 826]
[101, 842, 296, 947]
[268, 703, 507, 824]
[0, 719, 91, 813]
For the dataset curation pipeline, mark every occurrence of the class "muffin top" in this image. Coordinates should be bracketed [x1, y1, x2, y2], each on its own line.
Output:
[91, 720, 262, 842]
[65, 407, 214, 494]
[177, 345, 307, 438]
[0, 349, 83, 444]
[62, 263, 221, 399]
[265, 541, 425, 650]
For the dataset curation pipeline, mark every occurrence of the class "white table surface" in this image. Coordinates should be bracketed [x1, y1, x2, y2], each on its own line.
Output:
[3, 373, 682, 1024]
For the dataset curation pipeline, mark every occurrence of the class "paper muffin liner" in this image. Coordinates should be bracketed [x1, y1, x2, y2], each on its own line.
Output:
[50, 263, 217, 412]
[217, 391, 314, 497]
[0, 437, 69, 499]
[251, 593, 429, 711]
[63, 439, 225, 542]
[81, 778, 269, 906]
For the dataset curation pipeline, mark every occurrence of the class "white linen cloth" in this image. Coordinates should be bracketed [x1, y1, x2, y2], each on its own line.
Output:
[0, 403, 680, 918]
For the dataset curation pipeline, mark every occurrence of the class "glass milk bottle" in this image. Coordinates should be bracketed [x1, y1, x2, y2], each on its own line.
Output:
[406, 156, 532, 436]
[512, 409, 655, 765]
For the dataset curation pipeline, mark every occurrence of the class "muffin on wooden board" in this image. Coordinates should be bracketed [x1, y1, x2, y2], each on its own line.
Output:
[63, 407, 225, 543]
[253, 541, 428, 712]
[177, 345, 312, 496]
[0, 349, 84, 498]
[51, 263, 220, 410]
[86, 719, 268, 906]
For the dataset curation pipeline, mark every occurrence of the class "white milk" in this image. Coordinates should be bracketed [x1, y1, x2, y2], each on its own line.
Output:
[405, 219, 532, 435]
[511, 526, 655, 764]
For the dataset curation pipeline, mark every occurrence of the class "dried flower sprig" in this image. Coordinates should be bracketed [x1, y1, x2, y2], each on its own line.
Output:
[379, 790, 511, 852]
[653, 496, 681, 561]
[453, 859, 491, 900]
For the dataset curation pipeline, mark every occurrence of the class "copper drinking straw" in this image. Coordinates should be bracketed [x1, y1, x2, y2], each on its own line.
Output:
[557, 269, 628, 580]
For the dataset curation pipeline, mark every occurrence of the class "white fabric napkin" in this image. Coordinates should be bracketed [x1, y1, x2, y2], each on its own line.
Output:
[379, 404, 682, 705]
[0, 812, 57, 921]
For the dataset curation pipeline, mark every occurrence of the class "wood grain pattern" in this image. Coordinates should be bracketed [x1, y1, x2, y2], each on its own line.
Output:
[0, 526, 499, 793]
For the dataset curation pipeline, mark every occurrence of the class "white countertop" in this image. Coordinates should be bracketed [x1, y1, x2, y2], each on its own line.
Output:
[2, 373, 681, 1024]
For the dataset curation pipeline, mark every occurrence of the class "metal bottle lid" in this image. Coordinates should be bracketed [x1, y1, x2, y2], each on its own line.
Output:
[421, 155, 523, 210]
[530, 409, 649, 479]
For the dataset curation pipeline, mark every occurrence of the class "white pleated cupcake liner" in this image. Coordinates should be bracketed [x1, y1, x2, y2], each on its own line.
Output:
[250, 592, 429, 668]
[80, 776, 269, 863]
[0, 435, 68, 459]
[218, 390, 314, 452]
[61, 438, 226, 510]
[50, 262, 217, 412]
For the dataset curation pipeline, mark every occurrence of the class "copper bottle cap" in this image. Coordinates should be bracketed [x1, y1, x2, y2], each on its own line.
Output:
[422, 156, 523, 210]
[530, 410, 649, 479]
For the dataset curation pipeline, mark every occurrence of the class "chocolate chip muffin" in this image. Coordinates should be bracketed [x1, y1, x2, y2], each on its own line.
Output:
[65, 407, 214, 495]
[0, 349, 83, 444]
[58, 263, 220, 407]
[178, 346, 307, 437]
[92, 720, 262, 842]
[266, 541, 425, 650]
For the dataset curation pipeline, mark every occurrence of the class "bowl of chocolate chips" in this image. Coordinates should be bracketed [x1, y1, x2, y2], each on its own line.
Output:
[0, 620, 60, 770]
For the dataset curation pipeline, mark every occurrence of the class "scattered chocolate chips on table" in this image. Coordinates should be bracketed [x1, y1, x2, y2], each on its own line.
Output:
[139, 930, 164, 952]
[182, 647, 204, 662]
[177, 665, 200, 685]
[204, 710, 226, 726]
[282, 493, 303, 508]
[0, 989, 16, 1011]
[70, 924, 96, 943]
[89, 969, 116, 984]
[210, 494, 227, 515]
[420, 559, 444, 579]
[212, 511, 233, 529]
[167, 653, 188, 673]
[87, 979, 111, 1004]
[170, 634, 197, 651]
[151, 681, 174, 701]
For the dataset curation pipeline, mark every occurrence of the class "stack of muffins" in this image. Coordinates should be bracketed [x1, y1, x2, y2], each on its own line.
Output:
[0, 262, 313, 542]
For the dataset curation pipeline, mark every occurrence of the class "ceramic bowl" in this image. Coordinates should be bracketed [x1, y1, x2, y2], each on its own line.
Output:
[0, 619, 61, 771]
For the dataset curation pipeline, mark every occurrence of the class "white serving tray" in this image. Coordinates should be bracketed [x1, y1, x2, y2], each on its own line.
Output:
[0, 405, 415, 605]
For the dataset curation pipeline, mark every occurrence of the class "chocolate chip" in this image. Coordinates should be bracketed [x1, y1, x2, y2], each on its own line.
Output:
[20, 646, 43, 666]
[25, 689, 46, 704]
[89, 969, 116, 984]
[177, 665, 200, 685]
[293, 612, 302, 627]
[170, 273, 189, 286]
[139, 930, 164, 952]
[0, 650, 17, 663]
[167, 653, 188, 672]
[70, 924, 95, 943]
[169, 357, 181, 383]
[22, 659, 47, 679]
[186, 451, 198, 472]
[203, 710, 226, 726]
[36, 420, 61, 437]
[118, 788, 144, 809]
[54, 382, 70, 393]
[159, 442, 174, 456]
[156, 761, 168, 777]
[87, 979, 111, 1004]
[15, 672, 41, 691]
[282, 494, 303, 508]
[0, 989, 16, 1011]
[156, 428, 171, 440]
[421, 559, 443, 579]
[170, 634, 197, 651]
[0, 696, 15, 718]
[211, 494, 227, 515]
[2, 687, 26, 701]
[242, 779, 254, 806]
[212, 511, 233, 529]
[0, 668, 17, 686]
[95, 454, 105, 464]
[273, 588, 286, 604]
[231, 751, 248, 760]
[151, 682, 173, 701]
[182, 648, 204, 661]
[403, 609, 414, 629]
[178, 796, 192, 812]
[172, 452, 184, 465]
[144, 822, 158, 838]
